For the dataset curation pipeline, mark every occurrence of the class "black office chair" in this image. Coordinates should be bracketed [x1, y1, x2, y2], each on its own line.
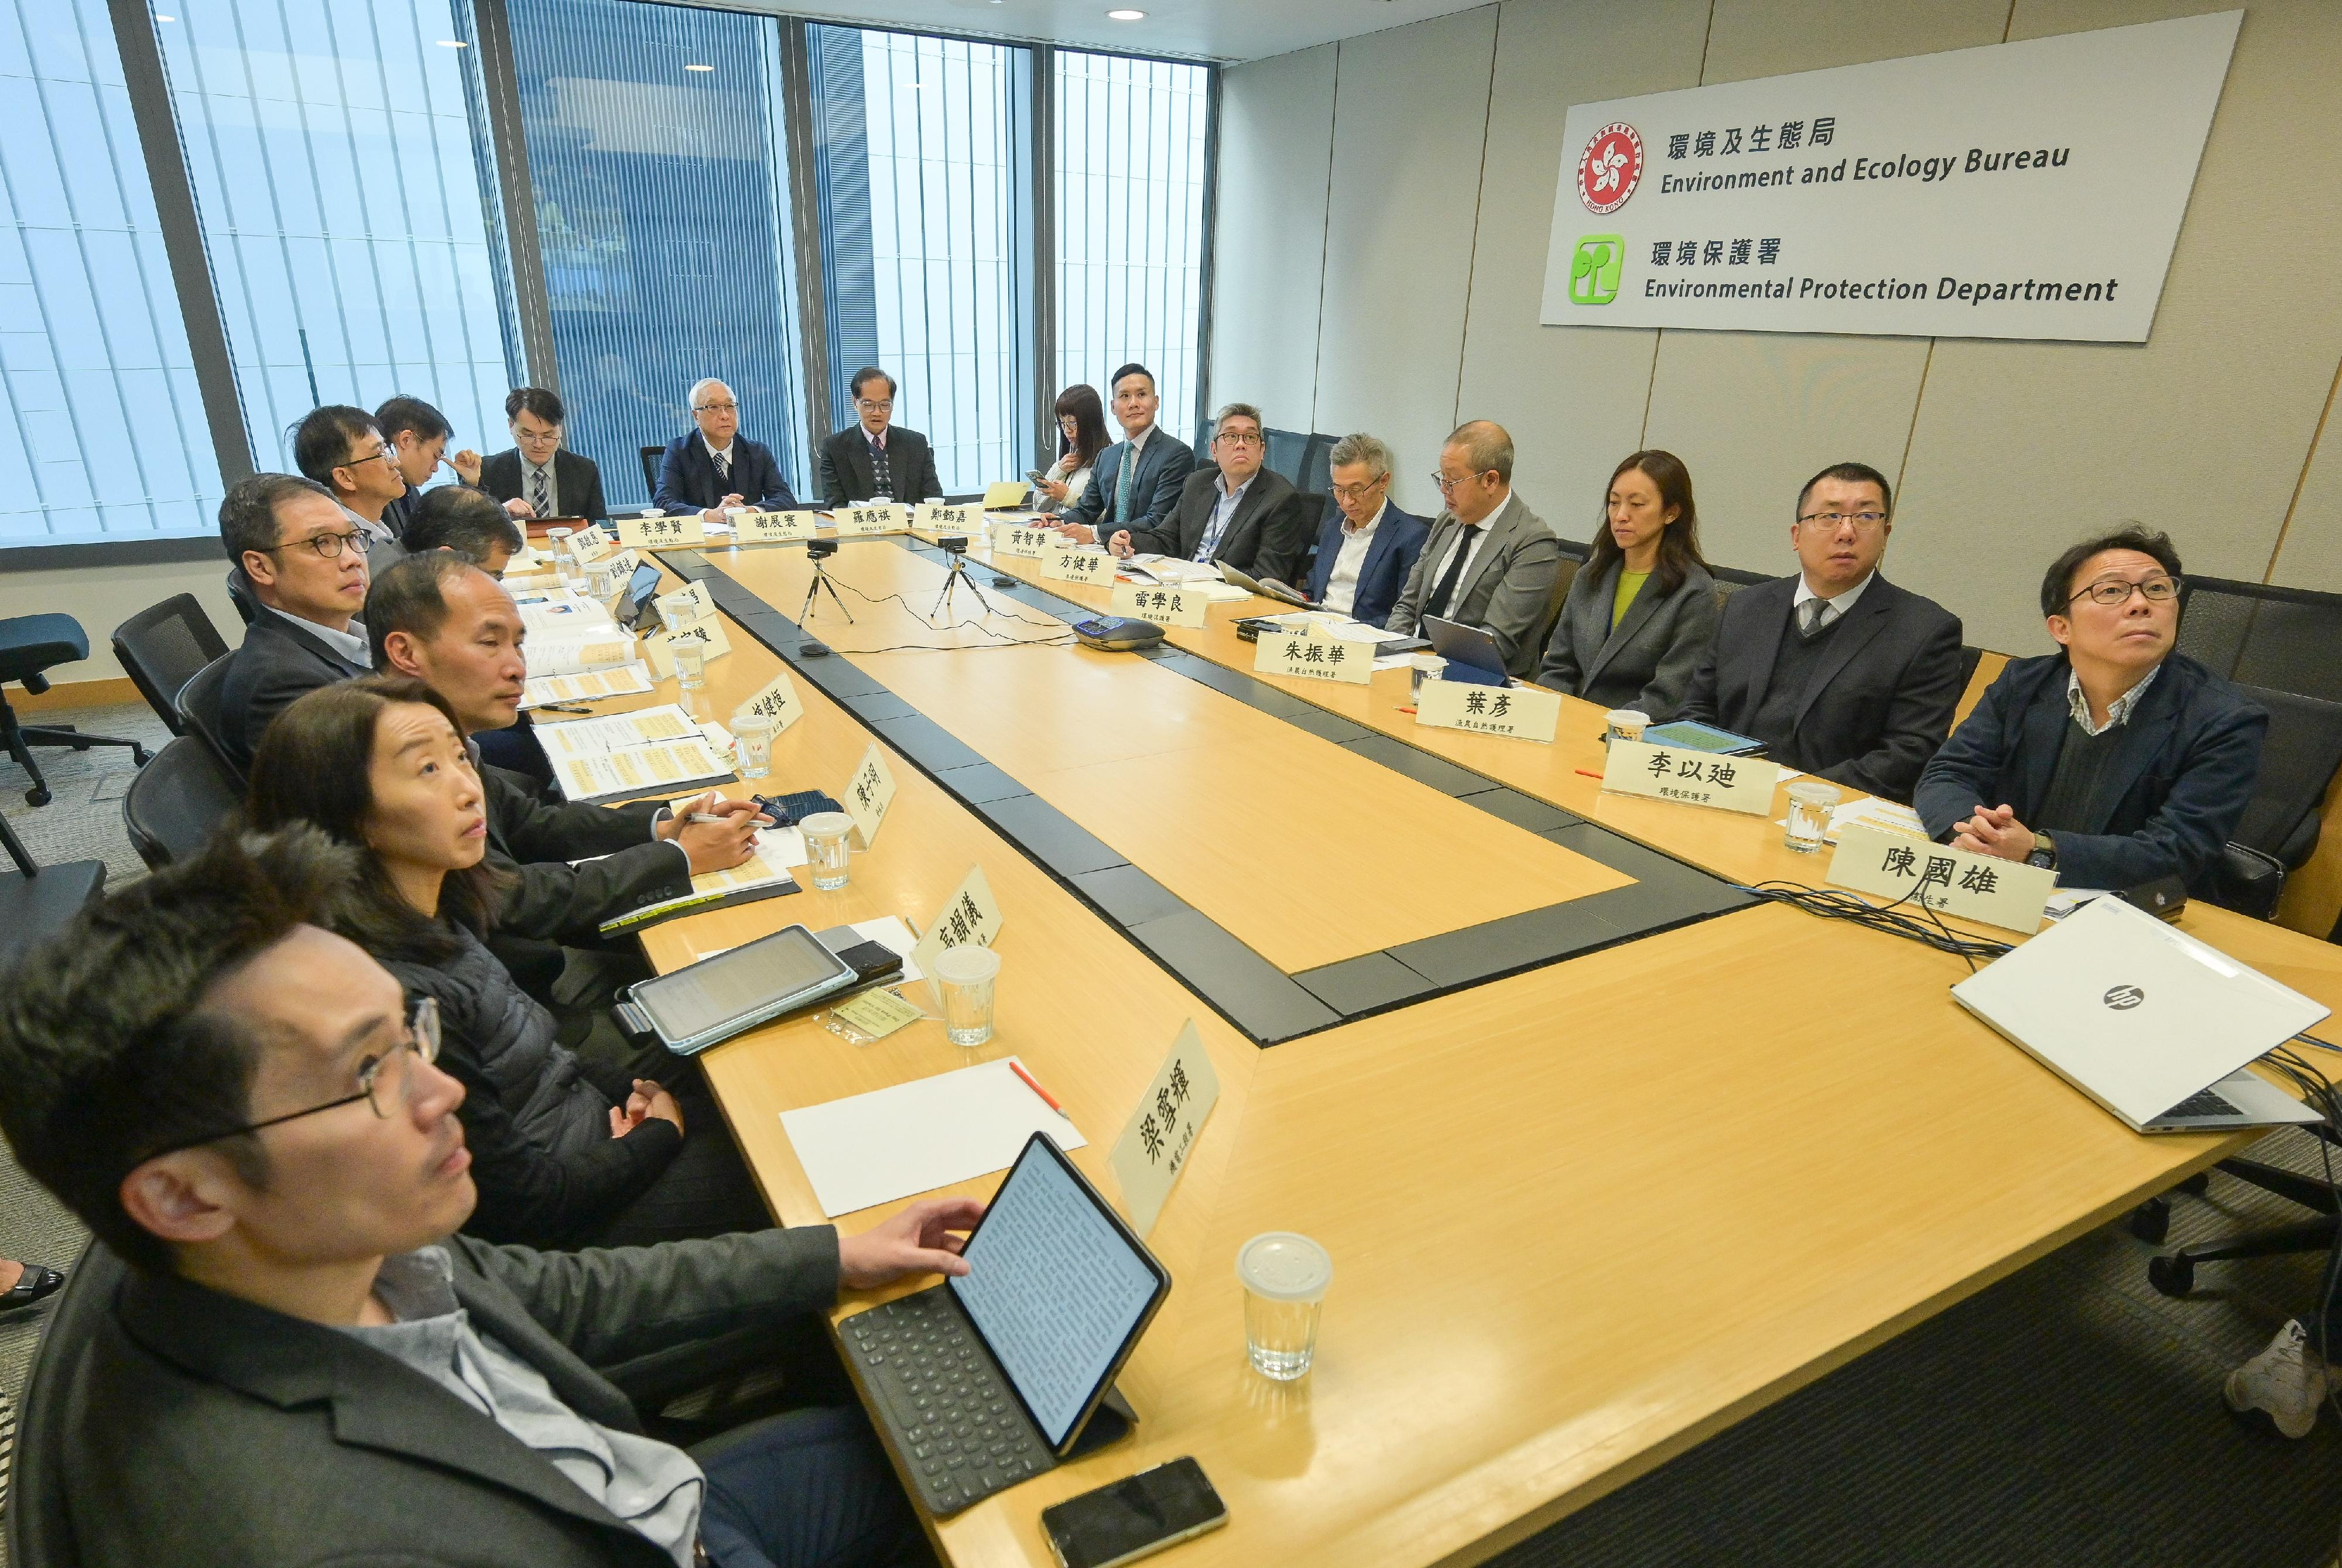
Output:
[1955, 644, 1985, 694]
[2198, 684, 2342, 921]
[2176, 576, 2342, 704]
[639, 445, 665, 498]
[1553, 537, 1590, 564]
[8, 1238, 114, 1568]
[1262, 427, 1308, 487]
[111, 595, 230, 737]
[0, 615, 151, 807]
[223, 566, 257, 626]
[173, 653, 241, 778]
[1297, 433, 1337, 497]
[1528, 556, 1581, 672]
[123, 733, 245, 871]
[1708, 564, 1770, 609]
[0, 812, 104, 973]
[1282, 492, 1329, 594]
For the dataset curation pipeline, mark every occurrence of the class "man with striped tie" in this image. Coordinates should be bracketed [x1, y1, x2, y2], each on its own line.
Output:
[480, 388, 609, 523]
[1046, 362, 1196, 554]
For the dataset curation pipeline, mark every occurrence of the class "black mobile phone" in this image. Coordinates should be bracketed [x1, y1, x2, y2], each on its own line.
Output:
[1040, 1458, 1227, 1568]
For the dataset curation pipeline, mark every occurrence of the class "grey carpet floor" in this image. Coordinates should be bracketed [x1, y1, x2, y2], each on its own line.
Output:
[4, 704, 2340, 1565]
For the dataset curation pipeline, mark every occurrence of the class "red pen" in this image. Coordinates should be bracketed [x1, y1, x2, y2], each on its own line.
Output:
[1575, 768, 1605, 779]
[1008, 1059, 1073, 1122]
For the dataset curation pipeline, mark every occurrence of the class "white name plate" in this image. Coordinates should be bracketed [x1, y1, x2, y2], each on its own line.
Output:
[1253, 629, 1374, 684]
[1415, 679, 1560, 743]
[1601, 737, 1779, 816]
[1109, 581, 1210, 629]
[567, 525, 617, 565]
[836, 504, 902, 536]
[1827, 823, 2055, 934]
[916, 502, 977, 532]
[620, 512, 706, 549]
[908, 864, 1006, 1006]
[737, 509, 817, 543]
[843, 741, 896, 850]
[734, 670, 804, 735]
[992, 522, 1051, 558]
[656, 580, 713, 625]
[1036, 545, 1113, 587]
[1108, 1021, 1221, 1238]
[642, 614, 734, 678]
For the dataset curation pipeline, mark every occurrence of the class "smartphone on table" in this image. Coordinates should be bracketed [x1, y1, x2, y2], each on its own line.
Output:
[1040, 1457, 1227, 1568]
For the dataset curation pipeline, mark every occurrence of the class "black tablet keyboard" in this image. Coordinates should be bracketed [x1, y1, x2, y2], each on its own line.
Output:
[841, 1288, 1055, 1516]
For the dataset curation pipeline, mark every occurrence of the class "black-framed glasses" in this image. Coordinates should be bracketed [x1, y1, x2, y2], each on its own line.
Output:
[1795, 510, 1888, 530]
[1215, 429, 1263, 448]
[149, 998, 441, 1158]
[1330, 477, 1389, 502]
[1432, 469, 1491, 492]
[261, 529, 372, 560]
[2068, 574, 2182, 609]
[341, 444, 397, 471]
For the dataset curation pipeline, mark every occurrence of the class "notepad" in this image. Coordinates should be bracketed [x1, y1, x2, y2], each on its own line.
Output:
[779, 1057, 1088, 1218]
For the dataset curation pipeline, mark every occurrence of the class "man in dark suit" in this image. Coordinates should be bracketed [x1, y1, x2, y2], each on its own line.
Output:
[0, 827, 977, 1568]
[1917, 526, 2265, 895]
[1115, 402, 1312, 582]
[653, 378, 797, 522]
[480, 386, 609, 522]
[375, 395, 525, 538]
[1047, 362, 1195, 547]
[290, 405, 408, 570]
[1678, 461, 1963, 802]
[818, 367, 944, 506]
[1306, 432, 1429, 626]
[1385, 421, 1563, 678]
[210, 474, 376, 772]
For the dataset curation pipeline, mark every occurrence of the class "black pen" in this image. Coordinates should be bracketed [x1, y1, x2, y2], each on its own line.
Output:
[536, 703, 598, 715]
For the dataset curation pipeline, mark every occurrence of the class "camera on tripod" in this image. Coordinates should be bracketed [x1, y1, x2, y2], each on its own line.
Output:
[939, 535, 970, 555]
[806, 539, 838, 561]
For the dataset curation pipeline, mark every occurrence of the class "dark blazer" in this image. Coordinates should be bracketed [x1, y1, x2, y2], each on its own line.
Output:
[1126, 467, 1313, 584]
[817, 423, 944, 507]
[484, 763, 691, 949]
[1062, 429, 1196, 539]
[1305, 501, 1429, 628]
[652, 433, 797, 515]
[385, 483, 423, 540]
[1536, 557, 1720, 720]
[52, 1228, 840, 1567]
[482, 448, 609, 522]
[214, 611, 370, 773]
[1385, 494, 1564, 678]
[1915, 652, 2268, 895]
[1679, 572, 1964, 802]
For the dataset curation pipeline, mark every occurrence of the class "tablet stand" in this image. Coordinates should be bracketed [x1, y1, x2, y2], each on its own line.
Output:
[1062, 1385, 1137, 1460]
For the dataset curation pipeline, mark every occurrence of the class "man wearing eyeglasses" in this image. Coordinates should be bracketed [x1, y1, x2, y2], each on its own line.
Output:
[210, 474, 378, 773]
[1678, 460, 1964, 802]
[1304, 432, 1429, 627]
[1917, 527, 2266, 894]
[291, 404, 410, 573]
[1047, 362, 1196, 547]
[653, 378, 799, 524]
[1384, 420, 1563, 677]
[0, 827, 971, 1568]
[817, 367, 944, 508]
[1105, 402, 1312, 581]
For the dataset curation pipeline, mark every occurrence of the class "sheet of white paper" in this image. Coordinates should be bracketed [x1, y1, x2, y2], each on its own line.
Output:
[519, 662, 655, 710]
[1200, 582, 1252, 602]
[1372, 654, 1414, 672]
[780, 1057, 1087, 1218]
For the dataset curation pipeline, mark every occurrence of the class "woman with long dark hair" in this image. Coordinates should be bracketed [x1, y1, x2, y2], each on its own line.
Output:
[246, 675, 771, 1249]
[1033, 384, 1110, 508]
[1535, 449, 1720, 719]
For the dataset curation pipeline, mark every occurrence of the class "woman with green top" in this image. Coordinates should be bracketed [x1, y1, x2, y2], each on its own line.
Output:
[1535, 449, 1719, 719]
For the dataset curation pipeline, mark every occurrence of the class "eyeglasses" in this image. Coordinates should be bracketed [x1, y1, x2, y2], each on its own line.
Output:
[1215, 430, 1263, 448]
[261, 528, 372, 560]
[1795, 510, 1888, 530]
[2068, 574, 2182, 609]
[1330, 478, 1388, 502]
[149, 998, 441, 1157]
[342, 444, 397, 471]
[1432, 469, 1491, 492]
[694, 400, 739, 415]
[855, 399, 894, 413]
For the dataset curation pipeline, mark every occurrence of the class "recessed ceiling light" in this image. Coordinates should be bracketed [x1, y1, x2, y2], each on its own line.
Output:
[435, 39, 467, 47]
[686, 63, 715, 71]
[1107, 8, 1146, 19]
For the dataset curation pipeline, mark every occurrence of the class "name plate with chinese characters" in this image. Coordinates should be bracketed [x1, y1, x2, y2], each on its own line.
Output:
[908, 864, 1005, 1005]
[1109, 580, 1210, 628]
[567, 526, 617, 566]
[836, 504, 901, 536]
[733, 670, 804, 735]
[736, 509, 817, 543]
[915, 502, 977, 531]
[656, 580, 713, 625]
[1108, 1020, 1221, 1238]
[991, 521, 1050, 558]
[1416, 679, 1561, 743]
[1036, 545, 1113, 586]
[620, 512, 707, 549]
[1827, 823, 2055, 934]
[1601, 737, 1779, 815]
[642, 614, 734, 678]
[843, 742, 896, 850]
[1253, 629, 1374, 684]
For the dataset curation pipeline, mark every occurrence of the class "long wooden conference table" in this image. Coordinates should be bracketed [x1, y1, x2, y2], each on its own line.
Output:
[539, 521, 2342, 1568]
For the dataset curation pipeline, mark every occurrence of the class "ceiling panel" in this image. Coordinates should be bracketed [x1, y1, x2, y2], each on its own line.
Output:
[717, 0, 1495, 61]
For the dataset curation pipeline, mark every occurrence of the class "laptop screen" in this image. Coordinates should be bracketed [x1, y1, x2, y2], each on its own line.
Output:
[949, 1136, 1166, 1447]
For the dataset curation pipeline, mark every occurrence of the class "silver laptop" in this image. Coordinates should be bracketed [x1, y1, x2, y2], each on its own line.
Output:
[1950, 892, 2327, 1133]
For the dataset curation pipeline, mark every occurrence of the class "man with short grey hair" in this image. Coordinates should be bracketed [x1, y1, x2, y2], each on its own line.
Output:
[652, 377, 797, 523]
[1104, 401, 1311, 584]
[1385, 419, 1562, 676]
[1304, 432, 1430, 625]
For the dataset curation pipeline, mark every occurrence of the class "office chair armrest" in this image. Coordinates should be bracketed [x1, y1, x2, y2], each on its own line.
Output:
[2211, 840, 2287, 922]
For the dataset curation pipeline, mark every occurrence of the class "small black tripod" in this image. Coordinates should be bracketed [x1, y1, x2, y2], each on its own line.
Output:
[798, 556, 856, 624]
[929, 550, 1002, 623]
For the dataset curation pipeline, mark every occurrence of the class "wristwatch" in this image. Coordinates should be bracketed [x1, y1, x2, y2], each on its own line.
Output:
[2027, 831, 2057, 870]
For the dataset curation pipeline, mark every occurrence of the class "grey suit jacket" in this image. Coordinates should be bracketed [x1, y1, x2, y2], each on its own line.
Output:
[52, 1228, 840, 1567]
[1535, 557, 1720, 720]
[1127, 466, 1311, 584]
[1385, 493, 1563, 677]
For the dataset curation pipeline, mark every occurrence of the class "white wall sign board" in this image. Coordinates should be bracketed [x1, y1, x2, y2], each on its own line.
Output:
[1540, 12, 2239, 341]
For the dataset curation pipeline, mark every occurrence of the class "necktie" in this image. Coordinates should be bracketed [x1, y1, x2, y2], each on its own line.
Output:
[1799, 595, 1831, 634]
[713, 449, 730, 486]
[1113, 443, 1136, 523]
[869, 437, 891, 499]
[1423, 523, 1480, 621]
[530, 465, 549, 514]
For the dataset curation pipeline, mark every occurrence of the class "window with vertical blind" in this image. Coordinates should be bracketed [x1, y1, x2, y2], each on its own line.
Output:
[0, 0, 218, 545]
[1054, 49, 1209, 448]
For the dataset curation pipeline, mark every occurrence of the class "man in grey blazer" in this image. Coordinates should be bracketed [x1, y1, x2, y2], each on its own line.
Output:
[1386, 420, 1563, 677]
[0, 827, 974, 1568]
[1048, 362, 1196, 547]
[1115, 401, 1312, 583]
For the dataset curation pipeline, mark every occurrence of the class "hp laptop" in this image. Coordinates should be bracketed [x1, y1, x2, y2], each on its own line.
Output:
[1950, 891, 2327, 1133]
[840, 1134, 1170, 1517]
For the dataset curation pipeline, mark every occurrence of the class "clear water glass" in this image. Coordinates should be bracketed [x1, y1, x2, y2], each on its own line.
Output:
[732, 711, 775, 779]
[932, 944, 1001, 1047]
[1409, 655, 1446, 700]
[672, 641, 707, 690]
[1785, 780, 1842, 854]
[546, 528, 580, 587]
[800, 812, 854, 891]
[1238, 1232, 1332, 1381]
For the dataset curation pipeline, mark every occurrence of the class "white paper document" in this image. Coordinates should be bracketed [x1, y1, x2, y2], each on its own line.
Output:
[524, 629, 639, 678]
[780, 1057, 1088, 1218]
[552, 734, 734, 804]
[519, 663, 655, 710]
[534, 703, 704, 762]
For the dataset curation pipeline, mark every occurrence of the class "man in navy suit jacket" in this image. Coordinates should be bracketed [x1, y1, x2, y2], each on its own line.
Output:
[1304, 432, 1429, 627]
[1049, 362, 1194, 552]
[652, 378, 797, 521]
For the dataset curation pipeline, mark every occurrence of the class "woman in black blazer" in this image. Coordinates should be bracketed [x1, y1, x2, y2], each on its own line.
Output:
[1535, 449, 1719, 720]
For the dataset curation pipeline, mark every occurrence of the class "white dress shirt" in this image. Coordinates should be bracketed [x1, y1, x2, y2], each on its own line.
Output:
[701, 433, 737, 480]
[522, 457, 559, 518]
[264, 604, 369, 667]
[1426, 493, 1516, 610]
[1790, 569, 1876, 631]
[1321, 501, 1385, 614]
